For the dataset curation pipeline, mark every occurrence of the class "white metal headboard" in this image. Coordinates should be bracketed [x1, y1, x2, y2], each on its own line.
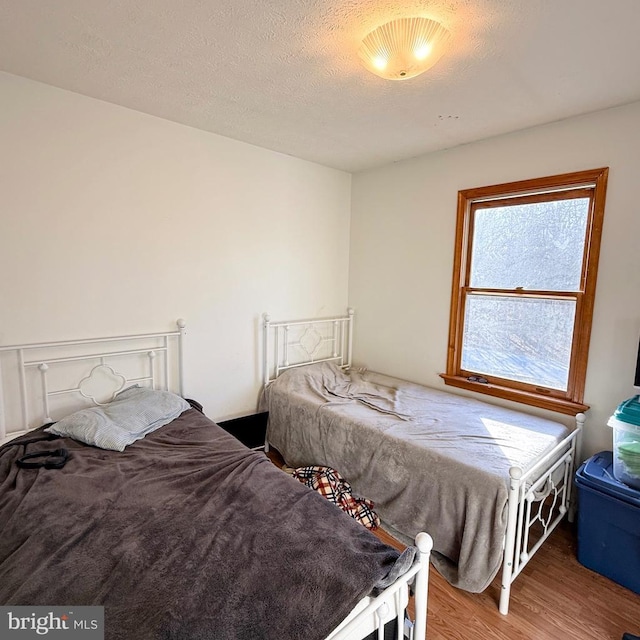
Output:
[262, 309, 353, 387]
[0, 320, 186, 442]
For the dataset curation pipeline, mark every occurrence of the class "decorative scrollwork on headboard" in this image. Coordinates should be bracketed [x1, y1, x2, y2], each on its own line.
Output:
[0, 320, 186, 442]
[262, 309, 354, 387]
[78, 364, 127, 407]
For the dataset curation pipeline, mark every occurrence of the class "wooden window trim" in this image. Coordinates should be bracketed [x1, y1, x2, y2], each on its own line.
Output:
[441, 168, 609, 416]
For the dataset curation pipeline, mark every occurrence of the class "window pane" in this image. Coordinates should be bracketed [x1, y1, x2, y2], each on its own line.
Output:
[470, 198, 589, 291]
[461, 295, 576, 390]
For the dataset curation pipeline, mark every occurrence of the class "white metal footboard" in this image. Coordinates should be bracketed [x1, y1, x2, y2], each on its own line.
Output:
[499, 412, 584, 614]
[326, 532, 433, 640]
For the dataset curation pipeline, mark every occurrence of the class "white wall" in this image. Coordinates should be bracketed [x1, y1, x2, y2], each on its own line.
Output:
[0, 72, 351, 422]
[349, 101, 640, 460]
[3, 70, 638, 458]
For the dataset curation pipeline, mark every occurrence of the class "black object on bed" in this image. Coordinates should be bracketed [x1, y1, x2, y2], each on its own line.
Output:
[0, 408, 410, 640]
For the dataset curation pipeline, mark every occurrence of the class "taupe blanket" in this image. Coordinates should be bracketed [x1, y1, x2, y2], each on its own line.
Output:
[262, 363, 570, 592]
[0, 408, 411, 640]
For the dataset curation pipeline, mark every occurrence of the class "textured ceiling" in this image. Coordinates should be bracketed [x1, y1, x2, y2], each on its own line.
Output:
[1, 0, 640, 172]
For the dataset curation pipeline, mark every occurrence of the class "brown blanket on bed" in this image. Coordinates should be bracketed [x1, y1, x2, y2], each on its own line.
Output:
[0, 409, 411, 640]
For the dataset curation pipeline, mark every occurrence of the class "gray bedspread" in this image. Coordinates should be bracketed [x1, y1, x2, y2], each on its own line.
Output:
[261, 362, 570, 592]
[0, 408, 411, 640]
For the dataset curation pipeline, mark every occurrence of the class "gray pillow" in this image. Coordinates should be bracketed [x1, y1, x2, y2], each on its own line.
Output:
[45, 386, 191, 451]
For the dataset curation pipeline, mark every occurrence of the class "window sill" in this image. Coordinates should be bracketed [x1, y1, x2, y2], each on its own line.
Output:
[439, 374, 589, 416]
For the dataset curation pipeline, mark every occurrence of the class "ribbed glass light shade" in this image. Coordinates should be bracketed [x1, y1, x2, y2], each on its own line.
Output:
[358, 17, 451, 81]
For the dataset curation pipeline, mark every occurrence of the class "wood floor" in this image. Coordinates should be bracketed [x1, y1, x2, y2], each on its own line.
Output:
[375, 525, 640, 640]
[266, 449, 640, 640]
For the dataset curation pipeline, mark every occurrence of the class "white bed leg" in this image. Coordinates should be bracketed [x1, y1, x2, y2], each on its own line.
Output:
[413, 532, 433, 640]
[500, 466, 523, 615]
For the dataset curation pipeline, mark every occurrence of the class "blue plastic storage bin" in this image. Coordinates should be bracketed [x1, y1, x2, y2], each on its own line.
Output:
[575, 451, 640, 594]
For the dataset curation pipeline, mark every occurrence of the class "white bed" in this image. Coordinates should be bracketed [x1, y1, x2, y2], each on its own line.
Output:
[261, 310, 583, 615]
[0, 320, 432, 640]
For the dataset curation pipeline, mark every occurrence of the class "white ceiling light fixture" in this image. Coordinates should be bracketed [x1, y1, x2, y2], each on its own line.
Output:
[358, 17, 451, 81]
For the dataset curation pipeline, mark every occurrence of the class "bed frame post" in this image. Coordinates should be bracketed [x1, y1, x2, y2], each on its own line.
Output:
[262, 314, 271, 387]
[568, 412, 585, 522]
[499, 465, 523, 615]
[574, 412, 585, 467]
[0, 359, 5, 442]
[413, 532, 433, 640]
[177, 319, 186, 397]
[347, 308, 354, 368]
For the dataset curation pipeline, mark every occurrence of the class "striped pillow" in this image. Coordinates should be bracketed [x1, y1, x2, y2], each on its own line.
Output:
[46, 386, 190, 451]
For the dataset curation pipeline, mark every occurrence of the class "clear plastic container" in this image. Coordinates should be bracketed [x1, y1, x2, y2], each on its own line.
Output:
[608, 399, 640, 491]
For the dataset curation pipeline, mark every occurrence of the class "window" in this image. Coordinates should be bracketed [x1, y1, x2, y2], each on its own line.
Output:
[441, 168, 609, 415]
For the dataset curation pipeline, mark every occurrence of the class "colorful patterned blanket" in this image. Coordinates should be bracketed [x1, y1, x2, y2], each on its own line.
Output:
[292, 465, 380, 530]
